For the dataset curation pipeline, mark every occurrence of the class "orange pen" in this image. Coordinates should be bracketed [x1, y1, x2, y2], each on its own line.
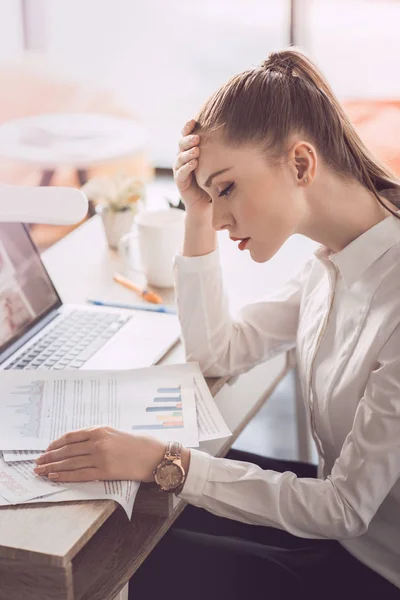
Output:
[113, 273, 163, 304]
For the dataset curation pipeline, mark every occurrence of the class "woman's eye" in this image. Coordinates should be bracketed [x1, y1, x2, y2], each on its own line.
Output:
[218, 183, 235, 198]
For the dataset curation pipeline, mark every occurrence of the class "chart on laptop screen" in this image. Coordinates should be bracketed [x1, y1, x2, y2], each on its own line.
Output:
[0, 240, 36, 344]
[0, 224, 59, 353]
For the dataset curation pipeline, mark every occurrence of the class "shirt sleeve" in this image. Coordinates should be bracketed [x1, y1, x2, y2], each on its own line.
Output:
[178, 325, 400, 540]
[173, 249, 313, 378]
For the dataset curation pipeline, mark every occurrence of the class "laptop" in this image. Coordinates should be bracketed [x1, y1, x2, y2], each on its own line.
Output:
[0, 223, 181, 372]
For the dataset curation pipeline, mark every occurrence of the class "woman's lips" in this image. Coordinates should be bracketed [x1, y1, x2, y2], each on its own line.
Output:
[230, 236, 250, 251]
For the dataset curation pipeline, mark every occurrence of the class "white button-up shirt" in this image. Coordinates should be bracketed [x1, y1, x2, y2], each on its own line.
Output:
[174, 200, 400, 589]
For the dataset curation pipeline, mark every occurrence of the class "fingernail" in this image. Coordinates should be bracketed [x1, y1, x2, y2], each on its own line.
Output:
[191, 135, 198, 143]
[48, 473, 59, 480]
[34, 466, 46, 474]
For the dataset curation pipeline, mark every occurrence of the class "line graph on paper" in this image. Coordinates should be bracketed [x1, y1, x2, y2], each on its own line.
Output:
[131, 387, 184, 432]
[6, 381, 44, 438]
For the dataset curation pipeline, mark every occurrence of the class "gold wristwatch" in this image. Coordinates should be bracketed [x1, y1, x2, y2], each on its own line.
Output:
[153, 441, 186, 494]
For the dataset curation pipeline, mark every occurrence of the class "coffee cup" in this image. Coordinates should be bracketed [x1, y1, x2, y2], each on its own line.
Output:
[118, 208, 185, 288]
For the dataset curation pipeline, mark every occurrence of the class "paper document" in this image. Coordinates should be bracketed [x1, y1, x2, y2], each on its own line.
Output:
[0, 456, 67, 503]
[0, 474, 139, 518]
[3, 450, 42, 463]
[2, 363, 230, 461]
[194, 374, 231, 441]
[0, 362, 230, 517]
[35, 479, 140, 518]
[0, 367, 199, 450]
[159, 363, 232, 442]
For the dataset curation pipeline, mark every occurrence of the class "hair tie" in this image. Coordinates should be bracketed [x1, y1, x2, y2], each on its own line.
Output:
[261, 55, 293, 77]
[261, 52, 304, 79]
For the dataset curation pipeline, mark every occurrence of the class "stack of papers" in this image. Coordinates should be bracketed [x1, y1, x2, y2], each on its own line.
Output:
[0, 363, 230, 518]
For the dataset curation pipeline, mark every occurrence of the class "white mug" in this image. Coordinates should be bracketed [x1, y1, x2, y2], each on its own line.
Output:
[118, 208, 186, 288]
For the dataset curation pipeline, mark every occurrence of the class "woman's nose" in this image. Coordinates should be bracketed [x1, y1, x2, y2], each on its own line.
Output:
[211, 205, 231, 232]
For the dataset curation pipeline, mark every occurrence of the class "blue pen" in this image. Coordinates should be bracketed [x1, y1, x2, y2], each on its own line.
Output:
[87, 299, 177, 315]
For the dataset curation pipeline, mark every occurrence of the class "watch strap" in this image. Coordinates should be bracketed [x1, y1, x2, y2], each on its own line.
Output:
[165, 441, 182, 460]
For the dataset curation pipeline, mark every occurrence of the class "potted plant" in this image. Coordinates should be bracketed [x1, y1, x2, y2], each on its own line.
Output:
[81, 173, 145, 249]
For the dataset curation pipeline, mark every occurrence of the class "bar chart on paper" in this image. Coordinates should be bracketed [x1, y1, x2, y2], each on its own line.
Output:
[131, 387, 184, 432]
[0, 369, 200, 450]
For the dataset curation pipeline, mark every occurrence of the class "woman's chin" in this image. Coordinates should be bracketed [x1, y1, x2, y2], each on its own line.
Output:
[249, 244, 276, 264]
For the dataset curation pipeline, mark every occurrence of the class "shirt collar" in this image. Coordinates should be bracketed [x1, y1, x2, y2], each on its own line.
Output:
[313, 190, 400, 288]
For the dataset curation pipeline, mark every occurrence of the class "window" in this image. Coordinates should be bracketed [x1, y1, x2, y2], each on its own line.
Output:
[299, 0, 400, 99]
[0, 0, 24, 58]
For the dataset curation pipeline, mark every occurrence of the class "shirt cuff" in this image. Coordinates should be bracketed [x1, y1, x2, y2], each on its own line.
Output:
[177, 448, 211, 502]
[173, 249, 220, 274]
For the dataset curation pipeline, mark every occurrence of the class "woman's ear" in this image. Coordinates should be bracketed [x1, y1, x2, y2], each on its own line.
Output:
[293, 142, 317, 186]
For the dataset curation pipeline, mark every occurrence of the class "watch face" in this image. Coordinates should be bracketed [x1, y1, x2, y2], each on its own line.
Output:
[157, 462, 183, 490]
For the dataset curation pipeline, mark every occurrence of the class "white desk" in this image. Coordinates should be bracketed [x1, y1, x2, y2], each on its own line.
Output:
[0, 213, 316, 600]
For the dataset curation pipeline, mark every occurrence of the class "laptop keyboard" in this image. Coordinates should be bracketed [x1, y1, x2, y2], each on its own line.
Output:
[4, 309, 132, 371]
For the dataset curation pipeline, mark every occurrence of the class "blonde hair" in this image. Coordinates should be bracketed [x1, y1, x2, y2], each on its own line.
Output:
[194, 48, 400, 219]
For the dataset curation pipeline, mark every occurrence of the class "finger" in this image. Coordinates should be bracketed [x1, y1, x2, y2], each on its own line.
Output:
[178, 134, 199, 153]
[174, 159, 198, 183]
[34, 455, 96, 476]
[181, 119, 196, 135]
[173, 146, 199, 172]
[181, 119, 197, 136]
[47, 468, 99, 483]
[46, 428, 92, 452]
[35, 441, 91, 465]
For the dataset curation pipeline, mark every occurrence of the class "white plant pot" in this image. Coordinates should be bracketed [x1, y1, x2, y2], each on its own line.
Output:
[96, 205, 136, 249]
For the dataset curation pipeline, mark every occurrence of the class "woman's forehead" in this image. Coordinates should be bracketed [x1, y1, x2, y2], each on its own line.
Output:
[198, 138, 264, 169]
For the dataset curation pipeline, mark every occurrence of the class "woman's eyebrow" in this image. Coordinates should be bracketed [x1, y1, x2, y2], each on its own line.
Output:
[203, 167, 233, 188]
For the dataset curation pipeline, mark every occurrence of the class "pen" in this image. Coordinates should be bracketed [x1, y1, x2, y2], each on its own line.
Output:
[113, 272, 163, 304]
[87, 299, 177, 315]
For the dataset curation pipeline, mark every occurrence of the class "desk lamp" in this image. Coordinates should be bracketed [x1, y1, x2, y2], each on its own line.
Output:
[0, 185, 88, 224]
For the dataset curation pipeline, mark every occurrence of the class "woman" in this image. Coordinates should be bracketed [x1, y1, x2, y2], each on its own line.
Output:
[34, 50, 400, 599]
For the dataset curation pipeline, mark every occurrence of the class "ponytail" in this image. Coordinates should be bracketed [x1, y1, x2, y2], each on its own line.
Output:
[196, 47, 400, 219]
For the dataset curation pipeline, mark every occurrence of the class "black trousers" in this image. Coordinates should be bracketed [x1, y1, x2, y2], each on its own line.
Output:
[129, 450, 400, 600]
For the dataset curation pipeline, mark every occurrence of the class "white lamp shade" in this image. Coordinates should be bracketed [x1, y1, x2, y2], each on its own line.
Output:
[0, 185, 88, 224]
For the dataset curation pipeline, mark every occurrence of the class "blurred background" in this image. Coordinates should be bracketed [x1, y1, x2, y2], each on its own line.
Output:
[0, 0, 399, 250]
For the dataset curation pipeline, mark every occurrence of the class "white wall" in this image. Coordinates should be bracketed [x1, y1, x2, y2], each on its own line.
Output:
[303, 0, 400, 99]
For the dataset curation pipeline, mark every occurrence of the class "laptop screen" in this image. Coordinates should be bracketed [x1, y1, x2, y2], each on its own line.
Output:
[0, 223, 61, 355]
